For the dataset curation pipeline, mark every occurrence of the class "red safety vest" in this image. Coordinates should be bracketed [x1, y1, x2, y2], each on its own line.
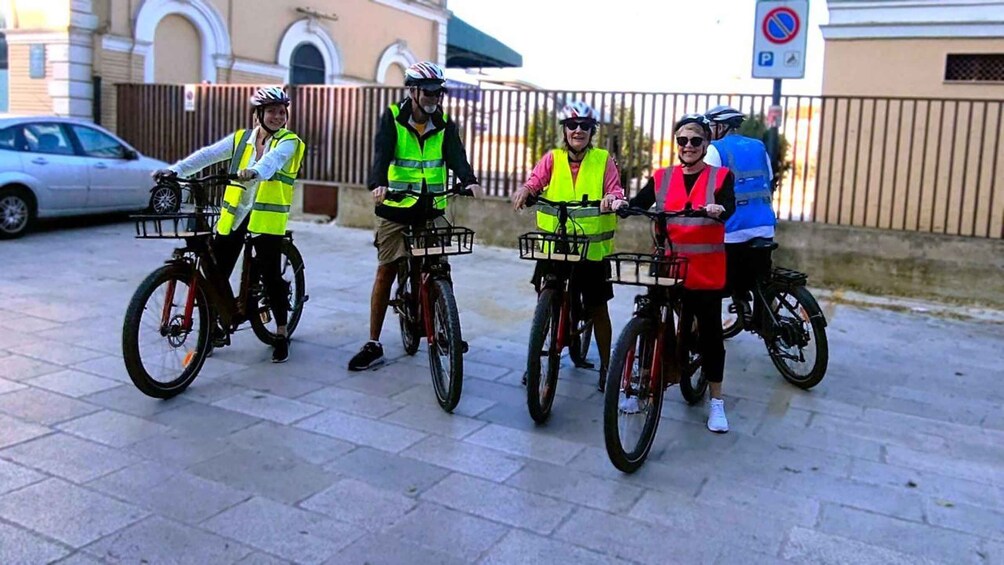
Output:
[653, 165, 728, 290]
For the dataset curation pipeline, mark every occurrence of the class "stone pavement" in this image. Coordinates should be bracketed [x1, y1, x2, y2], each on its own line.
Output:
[0, 217, 1002, 564]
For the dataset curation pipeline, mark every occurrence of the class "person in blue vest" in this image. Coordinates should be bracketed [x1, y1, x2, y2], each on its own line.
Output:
[704, 105, 776, 317]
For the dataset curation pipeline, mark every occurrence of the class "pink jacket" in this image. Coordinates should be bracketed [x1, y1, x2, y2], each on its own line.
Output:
[524, 150, 625, 199]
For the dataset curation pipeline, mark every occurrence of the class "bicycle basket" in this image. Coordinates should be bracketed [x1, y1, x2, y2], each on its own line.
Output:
[132, 212, 218, 239]
[607, 252, 688, 287]
[405, 225, 475, 256]
[518, 232, 590, 262]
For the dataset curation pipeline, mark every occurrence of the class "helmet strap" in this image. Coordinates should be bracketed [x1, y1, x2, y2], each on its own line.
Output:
[255, 107, 282, 135]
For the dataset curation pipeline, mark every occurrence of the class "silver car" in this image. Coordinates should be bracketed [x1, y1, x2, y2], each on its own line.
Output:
[0, 116, 170, 239]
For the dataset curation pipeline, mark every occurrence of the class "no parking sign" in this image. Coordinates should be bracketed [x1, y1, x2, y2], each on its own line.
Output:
[752, 0, 808, 79]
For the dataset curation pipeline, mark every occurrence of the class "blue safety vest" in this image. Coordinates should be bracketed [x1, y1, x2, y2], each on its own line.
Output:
[712, 134, 776, 242]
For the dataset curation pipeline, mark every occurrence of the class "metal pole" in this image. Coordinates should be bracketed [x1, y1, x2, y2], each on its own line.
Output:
[768, 78, 782, 167]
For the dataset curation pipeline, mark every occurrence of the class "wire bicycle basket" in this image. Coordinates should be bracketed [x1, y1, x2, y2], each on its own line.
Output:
[405, 225, 476, 257]
[132, 212, 219, 239]
[518, 232, 591, 262]
[607, 252, 689, 287]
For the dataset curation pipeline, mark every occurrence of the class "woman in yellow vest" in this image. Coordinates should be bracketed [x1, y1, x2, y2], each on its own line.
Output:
[153, 86, 305, 363]
[511, 101, 628, 391]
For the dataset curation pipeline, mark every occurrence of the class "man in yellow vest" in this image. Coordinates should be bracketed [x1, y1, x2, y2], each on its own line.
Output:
[511, 101, 628, 391]
[348, 61, 482, 371]
[153, 86, 305, 363]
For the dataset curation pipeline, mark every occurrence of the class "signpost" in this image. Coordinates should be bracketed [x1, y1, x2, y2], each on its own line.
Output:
[751, 0, 809, 167]
[183, 85, 196, 112]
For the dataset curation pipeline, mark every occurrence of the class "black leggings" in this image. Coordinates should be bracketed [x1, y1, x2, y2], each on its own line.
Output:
[210, 218, 288, 327]
[681, 289, 725, 383]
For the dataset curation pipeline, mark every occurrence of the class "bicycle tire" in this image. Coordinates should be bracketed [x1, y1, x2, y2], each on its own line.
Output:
[250, 239, 307, 345]
[722, 294, 744, 339]
[397, 262, 420, 356]
[526, 288, 561, 424]
[766, 284, 829, 389]
[428, 278, 464, 412]
[122, 264, 210, 399]
[568, 292, 594, 369]
[603, 316, 664, 473]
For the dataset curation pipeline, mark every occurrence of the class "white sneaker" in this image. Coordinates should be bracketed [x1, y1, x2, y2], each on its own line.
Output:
[619, 395, 641, 414]
[707, 398, 729, 433]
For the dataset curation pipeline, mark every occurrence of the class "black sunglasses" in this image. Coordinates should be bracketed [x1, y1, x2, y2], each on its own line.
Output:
[676, 136, 705, 147]
[565, 120, 595, 131]
[420, 88, 445, 97]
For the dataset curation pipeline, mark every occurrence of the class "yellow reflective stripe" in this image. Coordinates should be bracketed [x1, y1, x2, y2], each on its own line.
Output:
[393, 159, 445, 169]
[221, 203, 240, 215]
[252, 203, 290, 213]
[587, 231, 615, 242]
[537, 205, 604, 218]
[229, 129, 252, 175]
[271, 172, 296, 185]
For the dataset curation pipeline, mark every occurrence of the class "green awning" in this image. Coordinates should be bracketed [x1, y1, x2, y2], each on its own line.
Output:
[446, 16, 522, 69]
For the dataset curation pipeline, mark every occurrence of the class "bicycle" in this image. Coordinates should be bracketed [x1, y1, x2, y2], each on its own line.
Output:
[517, 194, 603, 424]
[720, 241, 829, 389]
[122, 173, 307, 399]
[387, 183, 476, 413]
[602, 205, 716, 473]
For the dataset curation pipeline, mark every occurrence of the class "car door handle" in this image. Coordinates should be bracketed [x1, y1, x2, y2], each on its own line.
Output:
[31, 157, 48, 165]
[94, 162, 108, 169]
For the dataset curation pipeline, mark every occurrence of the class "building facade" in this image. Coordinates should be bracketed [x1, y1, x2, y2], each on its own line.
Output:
[1, 0, 452, 130]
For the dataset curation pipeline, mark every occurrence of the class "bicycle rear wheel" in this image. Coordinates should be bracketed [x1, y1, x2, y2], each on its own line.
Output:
[526, 288, 561, 424]
[122, 264, 210, 399]
[568, 291, 594, 369]
[766, 285, 829, 389]
[603, 316, 663, 473]
[428, 278, 464, 412]
[722, 294, 744, 339]
[250, 239, 306, 345]
[396, 261, 420, 356]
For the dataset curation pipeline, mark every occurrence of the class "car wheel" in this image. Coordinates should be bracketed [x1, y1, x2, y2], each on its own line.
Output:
[149, 185, 181, 214]
[0, 187, 34, 239]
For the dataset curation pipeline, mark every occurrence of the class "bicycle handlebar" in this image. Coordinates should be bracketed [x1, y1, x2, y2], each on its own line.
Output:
[156, 172, 239, 186]
[524, 194, 604, 209]
[616, 205, 723, 223]
[383, 182, 475, 202]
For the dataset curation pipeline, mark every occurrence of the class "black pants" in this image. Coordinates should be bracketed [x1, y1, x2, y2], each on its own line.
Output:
[681, 289, 725, 383]
[726, 238, 773, 296]
[211, 218, 288, 327]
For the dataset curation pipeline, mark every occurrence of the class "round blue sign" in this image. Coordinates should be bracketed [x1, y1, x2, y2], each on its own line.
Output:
[763, 7, 800, 45]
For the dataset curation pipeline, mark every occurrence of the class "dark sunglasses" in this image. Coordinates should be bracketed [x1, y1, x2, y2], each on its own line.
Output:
[565, 120, 595, 131]
[676, 136, 705, 147]
[420, 88, 445, 97]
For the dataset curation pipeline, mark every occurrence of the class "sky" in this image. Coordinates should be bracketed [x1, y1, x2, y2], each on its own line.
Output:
[445, 0, 829, 95]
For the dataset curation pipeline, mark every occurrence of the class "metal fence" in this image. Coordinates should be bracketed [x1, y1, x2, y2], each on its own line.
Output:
[117, 84, 1003, 238]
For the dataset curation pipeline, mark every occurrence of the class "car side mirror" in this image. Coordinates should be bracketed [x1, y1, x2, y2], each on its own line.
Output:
[123, 148, 139, 160]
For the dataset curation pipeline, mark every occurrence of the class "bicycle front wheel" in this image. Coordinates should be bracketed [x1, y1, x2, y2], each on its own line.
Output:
[603, 316, 663, 473]
[122, 264, 210, 399]
[568, 292, 595, 369]
[250, 239, 307, 345]
[526, 289, 561, 424]
[427, 278, 464, 412]
[765, 285, 829, 389]
[397, 262, 420, 356]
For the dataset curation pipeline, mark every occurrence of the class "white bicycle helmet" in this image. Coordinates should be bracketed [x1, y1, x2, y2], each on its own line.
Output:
[559, 101, 599, 123]
[404, 61, 446, 88]
[250, 86, 290, 108]
[674, 113, 712, 137]
[705, 104, 745, 128]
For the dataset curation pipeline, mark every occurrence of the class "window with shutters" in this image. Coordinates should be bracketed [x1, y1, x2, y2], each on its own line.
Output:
[944, 54, 1004, 83]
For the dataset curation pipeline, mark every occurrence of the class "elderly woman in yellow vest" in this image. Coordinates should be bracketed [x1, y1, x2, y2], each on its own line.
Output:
[153, 86, 305, 363]
[511, 101, 628, 391]
[348, 61, 482, 371]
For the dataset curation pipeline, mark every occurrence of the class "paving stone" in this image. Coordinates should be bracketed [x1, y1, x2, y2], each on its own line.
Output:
[81, 385, 191, 417]
[150, 401, 261, 437]
[505, 461, 646, 514]
[87, 460, 249, 524]
[849, 458, 1003, 512]
[0, 433, 138, 483]
[212, 390, 324, 424]
[420, 473, 573, 534]
[0, 458, 46, 495]
[297, 386, 406, 418]
[380, 402, 486, 439]
[481, 529, 632, 565]
[84, 516, 254, 563]
[56, 409, 169, 448]
[0, 413, 50, 449]
[0, 478, 148, 547]
[464, 423, 585, 465]
[300, 478, 416, 531]
[9, 341, 106, 366]
[923, 498, 1004, 541]
[189, 447, 337, 505]
[230, 421, 355, 465]
[384, 502, 509, 561]
[0, 354, 64, 382]
[201, 497, 363, 564]
[327, 533, 467, 565]
[401, 435, 524, 482]
[782, 526, 942, 565]
[68, 355, 132, 383]
[323, 446, 450, 496]
[0, 377, 26, 395]
[0, 520, 71, 565]
[227, 366, 328, 398]
[127, 428, 235, 467]
[295, 409, 426, 453]
[0, 387, 101, 425]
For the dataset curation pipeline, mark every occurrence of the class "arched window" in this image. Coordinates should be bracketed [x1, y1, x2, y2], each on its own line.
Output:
[290, 44, 325, 85]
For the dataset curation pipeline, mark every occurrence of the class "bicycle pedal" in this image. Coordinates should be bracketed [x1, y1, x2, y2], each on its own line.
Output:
[461, 340, 469, 354]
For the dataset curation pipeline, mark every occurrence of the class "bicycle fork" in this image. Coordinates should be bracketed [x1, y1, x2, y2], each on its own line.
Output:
[419, 272, 435, 346]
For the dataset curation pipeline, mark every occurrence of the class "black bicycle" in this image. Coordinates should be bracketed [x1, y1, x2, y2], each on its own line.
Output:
[387, 184, 475, 413]
[517, 194, 602, 423]
[721, 241, 829, 389]
[122, 174, 307, 398]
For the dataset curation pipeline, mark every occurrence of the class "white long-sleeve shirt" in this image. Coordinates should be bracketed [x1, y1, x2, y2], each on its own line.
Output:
[169, 127, 297, 229]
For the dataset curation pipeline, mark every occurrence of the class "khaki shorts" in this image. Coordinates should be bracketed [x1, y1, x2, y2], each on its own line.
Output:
[373, 217, 449, 266]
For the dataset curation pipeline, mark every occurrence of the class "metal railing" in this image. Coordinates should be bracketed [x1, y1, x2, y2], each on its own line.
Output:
[117, 84, 1003, 238]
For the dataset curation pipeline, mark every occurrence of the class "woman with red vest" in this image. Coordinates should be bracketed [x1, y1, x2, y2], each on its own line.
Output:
[628, 113, 736, 433]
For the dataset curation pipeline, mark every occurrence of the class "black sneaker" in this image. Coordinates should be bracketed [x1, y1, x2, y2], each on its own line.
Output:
[348, 341, 384, 371]
[272, 336, 289, 364]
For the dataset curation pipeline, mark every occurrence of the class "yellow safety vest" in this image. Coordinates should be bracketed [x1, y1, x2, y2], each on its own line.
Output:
[216, 128, 305, 236]
[535, 148, 617, 261]
[383, 103, 448, 211]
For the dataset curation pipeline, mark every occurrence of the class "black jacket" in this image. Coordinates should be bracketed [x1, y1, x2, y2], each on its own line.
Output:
[368, 98, 479, 224]
[630, 167, 736, 221]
